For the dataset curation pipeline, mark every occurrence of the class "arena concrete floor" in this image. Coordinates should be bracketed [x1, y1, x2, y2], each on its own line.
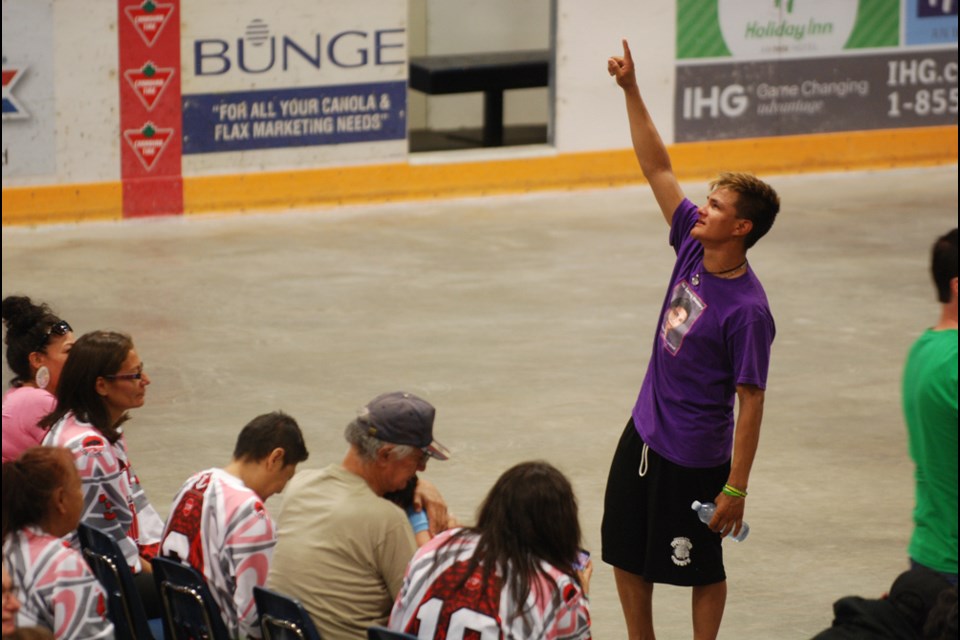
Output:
[2, 164, 957, 638]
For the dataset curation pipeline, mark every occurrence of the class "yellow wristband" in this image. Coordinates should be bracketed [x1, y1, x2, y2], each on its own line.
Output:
[722, 484, 747, 498]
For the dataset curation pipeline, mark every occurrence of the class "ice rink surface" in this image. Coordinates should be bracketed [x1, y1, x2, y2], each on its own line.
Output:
[3, 165, 957, 638]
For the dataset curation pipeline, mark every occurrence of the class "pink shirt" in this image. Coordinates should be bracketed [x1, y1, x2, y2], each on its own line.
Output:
[2, 386, 55, 462]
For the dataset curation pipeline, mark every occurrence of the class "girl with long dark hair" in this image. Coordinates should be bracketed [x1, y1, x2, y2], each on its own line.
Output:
[389, 460, 592, 638]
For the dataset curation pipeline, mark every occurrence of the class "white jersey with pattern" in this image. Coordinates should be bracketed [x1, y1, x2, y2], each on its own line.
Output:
[3, 526, 113, 640]
[160, 468, 277, 639]
[42, 412, 164, 573]
[390, 530, 592, 640]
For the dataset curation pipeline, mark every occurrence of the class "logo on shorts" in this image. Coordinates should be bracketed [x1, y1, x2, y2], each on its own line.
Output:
[671, 537, 693, 566]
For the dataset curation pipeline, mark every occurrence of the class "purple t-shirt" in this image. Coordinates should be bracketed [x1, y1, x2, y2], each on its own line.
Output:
[631, 198, 775, 468]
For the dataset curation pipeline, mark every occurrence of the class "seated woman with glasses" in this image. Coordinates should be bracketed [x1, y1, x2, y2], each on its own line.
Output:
[2, 296, 76, 462]
[2, 446, 114, 639]
[38, 330, 164, 614]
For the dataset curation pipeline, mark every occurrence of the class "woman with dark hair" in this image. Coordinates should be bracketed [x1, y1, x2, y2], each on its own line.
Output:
[38, 330, 163, 579]
[1, 297, 75, 462]
[389, 460, 593, 639]
[1, 447, 113, 639]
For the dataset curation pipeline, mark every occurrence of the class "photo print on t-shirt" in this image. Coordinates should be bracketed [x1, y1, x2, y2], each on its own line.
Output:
[661, 281, 706, 355]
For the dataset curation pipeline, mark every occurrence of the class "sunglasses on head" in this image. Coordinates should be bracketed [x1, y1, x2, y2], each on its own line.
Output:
[36, 320, 72, 351]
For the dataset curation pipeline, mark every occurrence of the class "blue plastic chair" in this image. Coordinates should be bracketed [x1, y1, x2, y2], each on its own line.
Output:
[367, 626, 418, 640]
[152, 556, 230, 640]
[77, 523, 161, 640]
[253, 585, 323, 640]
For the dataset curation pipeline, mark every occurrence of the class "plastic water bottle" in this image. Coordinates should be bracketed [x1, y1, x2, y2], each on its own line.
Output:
[691, 500, 750, 542]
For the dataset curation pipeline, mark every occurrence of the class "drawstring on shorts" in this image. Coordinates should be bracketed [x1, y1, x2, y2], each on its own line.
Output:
[638, 442, 649, 477]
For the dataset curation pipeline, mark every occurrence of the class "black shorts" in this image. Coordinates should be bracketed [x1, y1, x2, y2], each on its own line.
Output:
[601, 418, 729, 586]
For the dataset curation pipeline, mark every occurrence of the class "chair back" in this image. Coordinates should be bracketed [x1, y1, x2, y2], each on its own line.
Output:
[77, 523, 156, 640]
[152, 555, 231, 640]
[367, 626, 418, 640]
[253, 586, 322, 640]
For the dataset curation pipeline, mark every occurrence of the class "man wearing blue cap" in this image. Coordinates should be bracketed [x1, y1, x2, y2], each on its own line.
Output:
[268, 391, 450, 640]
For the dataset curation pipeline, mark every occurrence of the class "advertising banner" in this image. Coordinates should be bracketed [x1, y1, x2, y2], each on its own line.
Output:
[675, 0, 958, 142]
[180, 0, 407, 173]
[119, 0, 183, 216]
[2, 0, 55, 179]
[905, 0, 958, 45]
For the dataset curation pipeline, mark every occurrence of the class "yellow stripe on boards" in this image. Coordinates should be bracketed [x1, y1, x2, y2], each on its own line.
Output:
[2, 126, 956, 226]
[2, 181, 123, 226]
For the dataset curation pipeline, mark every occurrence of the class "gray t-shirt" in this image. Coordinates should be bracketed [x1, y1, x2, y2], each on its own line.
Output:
[268, 463, 416, 640]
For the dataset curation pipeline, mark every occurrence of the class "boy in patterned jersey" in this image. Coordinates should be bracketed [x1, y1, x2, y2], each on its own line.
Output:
[160, 412, 309, 639]
[389, 461, 592, 639]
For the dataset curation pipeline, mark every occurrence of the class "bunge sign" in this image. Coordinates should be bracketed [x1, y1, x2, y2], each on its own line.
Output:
[179, 1, 407, 173]
[112, 0, 408, 217]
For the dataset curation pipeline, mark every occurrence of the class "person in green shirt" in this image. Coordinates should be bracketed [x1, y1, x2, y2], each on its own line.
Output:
[903, 227, 958, 586]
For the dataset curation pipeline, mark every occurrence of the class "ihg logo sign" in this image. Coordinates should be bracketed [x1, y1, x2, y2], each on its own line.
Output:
[682, 85, 749, 119]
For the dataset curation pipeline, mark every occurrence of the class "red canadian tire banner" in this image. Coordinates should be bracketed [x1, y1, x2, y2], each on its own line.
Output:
[119, 0, 183, 217]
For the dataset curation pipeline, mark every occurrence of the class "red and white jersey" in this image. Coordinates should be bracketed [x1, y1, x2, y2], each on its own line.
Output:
[389, 530, 592, 640]
[3, 526, 113, 640]
[160, 468, 277, 639]
[42, 412, 164, 573]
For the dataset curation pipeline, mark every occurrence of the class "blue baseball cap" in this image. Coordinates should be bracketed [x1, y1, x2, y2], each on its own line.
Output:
[358, 391, 450, 461]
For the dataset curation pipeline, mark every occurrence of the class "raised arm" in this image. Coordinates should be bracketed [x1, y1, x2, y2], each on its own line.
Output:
[608, 39, 684, 225]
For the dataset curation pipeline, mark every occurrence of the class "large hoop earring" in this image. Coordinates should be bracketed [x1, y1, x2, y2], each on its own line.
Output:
[36, 365, 51, 390]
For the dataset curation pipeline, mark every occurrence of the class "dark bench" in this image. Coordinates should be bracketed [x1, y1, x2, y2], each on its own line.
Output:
[408, 49, 550, 147]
